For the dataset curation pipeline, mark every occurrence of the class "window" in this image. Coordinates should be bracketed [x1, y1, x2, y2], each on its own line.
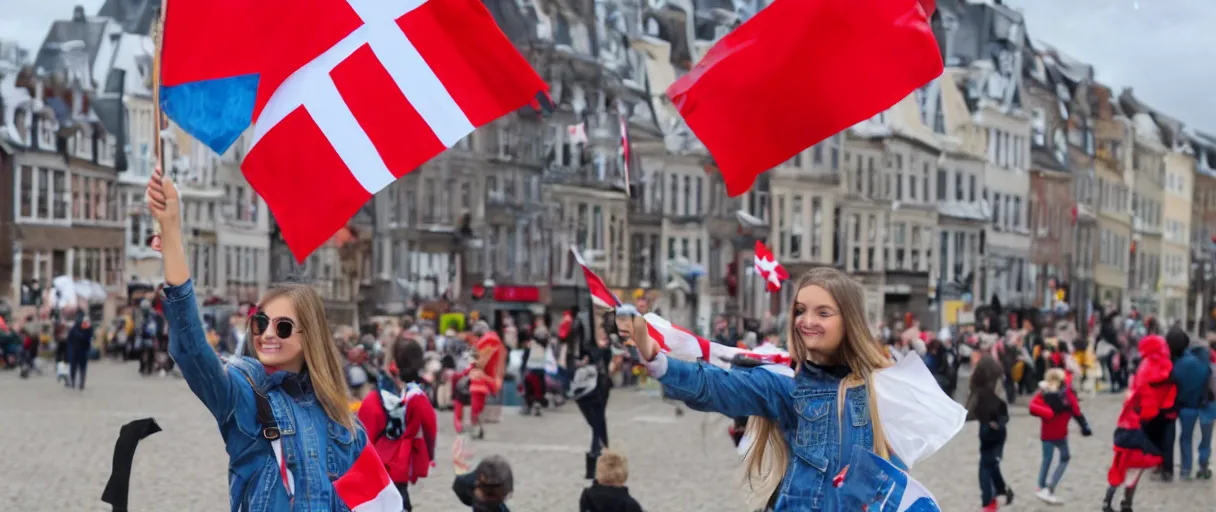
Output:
[667, 237, 676, 261]
[936, 168, 947, 200]
[695, 177, 703, 215]
[1012, 197, 1021, 228]
[790, 196, 803, 259]
[909, 173, 917, 200]
[669, 174, 678, 214]
[969, 175, 977, 202]
[19, 166, 33, 217]
[37, 168, 49, 218]
[922, 163, 930, 201]
[52, 171, 67, 220]
[683, 176, 691, 216]
[955, 171, 964, 201]
[992, 193, 1002, 225]
[895, 171, 903, 200]
[681, 238, 689, 258]
[811, 197, 823, 260]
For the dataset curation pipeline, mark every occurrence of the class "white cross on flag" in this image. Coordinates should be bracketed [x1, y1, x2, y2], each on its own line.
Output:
[159, 0, 549, 262]
[753, 240, 789, 293]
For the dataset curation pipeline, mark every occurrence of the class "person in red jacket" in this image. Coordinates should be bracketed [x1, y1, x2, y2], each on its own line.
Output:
[358, 339, 436, 511]
[453, 321, 506, 439]
[1102, 334, 1177, 512]
[1029, 368, 1092, 505]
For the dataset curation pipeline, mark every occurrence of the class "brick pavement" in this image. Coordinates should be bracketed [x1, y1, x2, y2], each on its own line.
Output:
[1, 361, 1212, 511]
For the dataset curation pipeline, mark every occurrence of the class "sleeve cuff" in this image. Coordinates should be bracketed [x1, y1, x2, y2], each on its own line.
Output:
[162, 278, 195, 301]
[645, 352, 668, 378]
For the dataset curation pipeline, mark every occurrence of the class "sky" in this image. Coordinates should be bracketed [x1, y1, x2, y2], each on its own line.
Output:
[5, 0, 1215, 133]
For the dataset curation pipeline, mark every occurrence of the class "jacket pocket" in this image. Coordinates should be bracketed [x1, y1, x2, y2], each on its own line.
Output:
[326, 421, 359, 480]
[793, 396, 831, 447]
[781, 442, 829, 502]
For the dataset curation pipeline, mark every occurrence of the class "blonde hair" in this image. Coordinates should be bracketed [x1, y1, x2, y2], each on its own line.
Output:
[742, 267, 892, 504]
[594, 450, 629, 486]
[1042, 368, 1066, 392]
[259, 283, 356, 430]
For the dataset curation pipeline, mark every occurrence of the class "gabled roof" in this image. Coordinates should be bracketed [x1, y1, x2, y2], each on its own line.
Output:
[98, 0, 159, 36]
[33, 14, 110, 79]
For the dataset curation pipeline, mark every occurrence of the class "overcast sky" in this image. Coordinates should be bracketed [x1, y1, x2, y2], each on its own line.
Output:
[6, 0, 1215, 133]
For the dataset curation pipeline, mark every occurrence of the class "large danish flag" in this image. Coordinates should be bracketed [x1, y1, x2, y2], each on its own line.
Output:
[160, 0, 548, 261]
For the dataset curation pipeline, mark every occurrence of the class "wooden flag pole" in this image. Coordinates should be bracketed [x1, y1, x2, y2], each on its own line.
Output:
[148, 0, 167, 251]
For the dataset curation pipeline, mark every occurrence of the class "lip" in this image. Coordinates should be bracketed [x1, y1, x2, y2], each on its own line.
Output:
[259, 340, 282, 354]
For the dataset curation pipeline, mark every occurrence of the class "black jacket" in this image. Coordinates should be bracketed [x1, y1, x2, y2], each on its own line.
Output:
[580, 483, 643, 512]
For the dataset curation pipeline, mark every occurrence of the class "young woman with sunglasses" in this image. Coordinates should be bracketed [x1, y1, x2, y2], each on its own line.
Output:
[147, 170, 366, 511]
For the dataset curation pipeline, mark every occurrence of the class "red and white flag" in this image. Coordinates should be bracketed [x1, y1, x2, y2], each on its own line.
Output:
[643, 313, 792, 374]
[666, 0, 941, 196]
[570, 246, 621, 308]
[163, 0, 550, 262]
[619, 109, 632, 197]
[753, 240, 789, 293]
[334, 443, 403, 512]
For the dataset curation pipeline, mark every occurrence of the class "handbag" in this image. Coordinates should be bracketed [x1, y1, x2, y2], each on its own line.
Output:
[569, 365, 599, 401]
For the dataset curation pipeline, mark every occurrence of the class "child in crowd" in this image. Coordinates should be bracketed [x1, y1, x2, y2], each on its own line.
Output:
[579, 450, 644, 512]
[357, 340, 437, 511]
[1029, 368, 1093, 504]
[453, 455, 514, 512]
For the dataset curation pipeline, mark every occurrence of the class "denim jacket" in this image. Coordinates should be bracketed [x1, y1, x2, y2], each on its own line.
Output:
[655, 355, 902, 511]
[165, 279, 366, 512]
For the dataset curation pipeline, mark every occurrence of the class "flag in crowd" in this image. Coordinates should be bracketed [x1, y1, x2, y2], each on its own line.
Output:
[753, 240, 788, 293]
[333, 444, 404, 512]
[158, 0, 549, 261]
[570, 246, 622, 308]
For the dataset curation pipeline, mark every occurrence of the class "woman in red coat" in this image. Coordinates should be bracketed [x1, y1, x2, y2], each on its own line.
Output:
[358, 339, 436, 511]
[453, 321, 506, 438]
[1102, 334, 1177, 512]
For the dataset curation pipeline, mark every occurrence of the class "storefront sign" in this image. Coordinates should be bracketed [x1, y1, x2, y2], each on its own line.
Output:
[493, 286, 541, 303]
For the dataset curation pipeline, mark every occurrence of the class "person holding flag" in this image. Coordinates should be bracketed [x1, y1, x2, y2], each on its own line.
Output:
[147, 170, 402, 511]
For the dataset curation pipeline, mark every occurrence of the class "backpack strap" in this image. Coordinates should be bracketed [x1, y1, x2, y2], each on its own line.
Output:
[239, 374, 295, 503]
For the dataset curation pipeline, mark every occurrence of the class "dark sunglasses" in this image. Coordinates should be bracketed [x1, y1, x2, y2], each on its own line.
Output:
[250, 313, 302, 339]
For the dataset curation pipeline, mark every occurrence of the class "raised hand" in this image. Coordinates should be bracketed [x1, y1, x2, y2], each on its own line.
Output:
[615, 307, 657, 362]
[145, 168, 181, 232]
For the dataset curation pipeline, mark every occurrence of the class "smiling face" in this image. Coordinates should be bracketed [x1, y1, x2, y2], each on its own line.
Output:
[791, 284, 845, 364]
[254, 296, 306, 372]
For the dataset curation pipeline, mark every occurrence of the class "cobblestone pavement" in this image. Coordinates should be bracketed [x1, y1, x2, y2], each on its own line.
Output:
[2, 361, 1213, 511]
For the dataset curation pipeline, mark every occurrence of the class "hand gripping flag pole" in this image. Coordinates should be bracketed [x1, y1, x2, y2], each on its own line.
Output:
[147, 0, 168, 252]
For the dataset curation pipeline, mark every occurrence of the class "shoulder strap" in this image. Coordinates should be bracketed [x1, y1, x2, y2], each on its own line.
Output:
[239, 374, 294, 502]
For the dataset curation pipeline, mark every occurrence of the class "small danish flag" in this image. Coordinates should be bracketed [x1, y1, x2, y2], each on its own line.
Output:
[753, 240, 789, 293]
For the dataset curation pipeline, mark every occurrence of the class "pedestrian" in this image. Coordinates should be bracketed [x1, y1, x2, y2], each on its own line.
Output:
[147, 169, 370, 511]
[453, 321, 506, 439]
[66, 311, 95, 390]
[573, 314, 615, 480]
[579, 450, 644, 512]
[1171, 336, 1214, 480]
[1029, 368, 1093, 504]
[1102, 333, 1177, 512]
[358, 339, 437, 511]
[452, 455, 514, 511]
[519, 327, 550, 416]
[615, 267, 910, 511]
[968, 351, 1013, 511]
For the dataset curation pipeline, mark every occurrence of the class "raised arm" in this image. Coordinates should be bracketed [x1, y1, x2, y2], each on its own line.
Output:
[149, 169, 242, 424]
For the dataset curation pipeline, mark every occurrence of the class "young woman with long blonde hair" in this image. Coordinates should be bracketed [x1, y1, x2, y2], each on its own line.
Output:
[618, 267, 898, 509]
[147, 170, 367, 511]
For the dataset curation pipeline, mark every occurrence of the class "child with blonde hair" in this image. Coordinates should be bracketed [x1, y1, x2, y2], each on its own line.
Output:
[1029, 368, 1093, 504]
[579, 450, 643, 512]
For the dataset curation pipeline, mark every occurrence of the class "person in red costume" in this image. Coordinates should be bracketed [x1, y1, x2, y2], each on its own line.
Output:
[358, 339, 436, 511]
[453, 321, 505, 439]
[1102, 333, 1177, 512]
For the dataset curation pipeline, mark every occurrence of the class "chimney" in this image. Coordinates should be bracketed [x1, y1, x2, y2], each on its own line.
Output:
[73, 5, 87, 23]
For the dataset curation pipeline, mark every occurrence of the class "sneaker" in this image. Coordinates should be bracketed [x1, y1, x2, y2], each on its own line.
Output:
[982, 500, 999, 512]
[1034, 488, 1062, 505]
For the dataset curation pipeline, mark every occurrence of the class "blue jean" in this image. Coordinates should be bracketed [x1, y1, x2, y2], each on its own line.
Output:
[1037, 439, 1070, 490]
[978, 441, 1008, 506]
[1178, 404, 1216, 473]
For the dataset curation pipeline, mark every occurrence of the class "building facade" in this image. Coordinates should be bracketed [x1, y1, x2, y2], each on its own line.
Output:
[1120, 91, 1168, 316]
[1090, 84, 1132, 307]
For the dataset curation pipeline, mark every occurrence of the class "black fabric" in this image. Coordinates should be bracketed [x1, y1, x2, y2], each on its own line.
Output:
[101, 418, 162, 512]
[579, 483, 644, 512]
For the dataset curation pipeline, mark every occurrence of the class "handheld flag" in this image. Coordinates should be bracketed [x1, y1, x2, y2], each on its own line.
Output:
[642, 312, 792, 375]
[835, 446, 941, 512]
[571, 246, 621, 308]
[753, 241, 788, 293]
[667, 0, 941, 196]
[334, 443, 404, 512]
[159, 0, 549, 261]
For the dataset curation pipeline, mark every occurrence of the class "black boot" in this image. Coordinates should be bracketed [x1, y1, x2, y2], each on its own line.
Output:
[1120, 486, 1136, 512]
[1101, 487, 1117, 512]
[585, 451, 599, 480]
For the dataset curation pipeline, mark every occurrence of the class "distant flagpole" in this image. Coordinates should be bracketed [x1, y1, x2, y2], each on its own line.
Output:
[148, 0, 168, 251]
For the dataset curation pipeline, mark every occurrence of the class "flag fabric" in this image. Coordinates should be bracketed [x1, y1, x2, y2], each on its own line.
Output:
[835, 446, 942, 512]
[160, 0, 548, 261]
[333, 443, 404, 512]
[570, 246, 621, 308]
[666, 0, 941, 196]
[642, 313, 792, 375]
[567, 122, 588, 144]
[753, 240, 789, 293]
[619, 109, 632, 197]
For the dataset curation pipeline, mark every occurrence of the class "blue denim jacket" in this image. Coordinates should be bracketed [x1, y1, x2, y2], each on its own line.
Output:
[164, 279, 366, 512]
[657, 356, 902, 511]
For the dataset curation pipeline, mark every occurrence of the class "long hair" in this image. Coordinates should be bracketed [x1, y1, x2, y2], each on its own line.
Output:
[742, 267, 892, 505]
[258, 283, 355, 430]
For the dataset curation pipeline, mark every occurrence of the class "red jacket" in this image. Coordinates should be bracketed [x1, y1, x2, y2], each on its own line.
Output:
[1116, 334, 1177, 430]
[357, 389, 437, 484]
[1029, 387, 1083, 441]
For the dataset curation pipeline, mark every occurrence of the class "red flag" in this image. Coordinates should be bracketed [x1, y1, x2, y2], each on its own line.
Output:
[570, 246, 621, 308]
[334, 443, 402, 511]
[162, 0, 548, 262]
[667, 0, 941, 196]
[753, 240, 789, 293]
